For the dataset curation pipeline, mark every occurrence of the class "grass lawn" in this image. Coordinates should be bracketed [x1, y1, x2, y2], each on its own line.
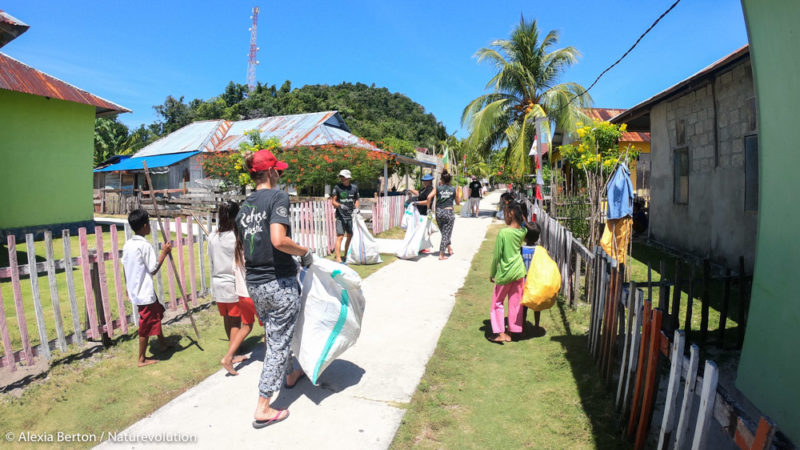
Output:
[392, 225, 627, 449]
[0, 249, 393, 448]
[375, 225, 406, 240]
[627, 241, 744, 348]
[324, 253, 398, 279]
[1, 227, 206, 355]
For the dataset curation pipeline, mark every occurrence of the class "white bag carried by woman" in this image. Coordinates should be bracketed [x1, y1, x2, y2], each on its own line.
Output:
[346, 214, 382, 265]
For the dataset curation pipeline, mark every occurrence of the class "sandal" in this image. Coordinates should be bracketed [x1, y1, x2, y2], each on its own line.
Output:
[252, 410, 290, 429]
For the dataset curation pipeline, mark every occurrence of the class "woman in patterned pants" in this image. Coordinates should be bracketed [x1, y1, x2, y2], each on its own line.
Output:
[435, 171, 459, 260]
[235, 149, 314, 429]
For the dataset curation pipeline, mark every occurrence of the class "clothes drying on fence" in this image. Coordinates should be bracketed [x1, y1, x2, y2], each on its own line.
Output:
[606, 163, 634, 220]
[293, 257, 365, 385]
[346, 214, 382, 265]
[600, 216, 632, 264]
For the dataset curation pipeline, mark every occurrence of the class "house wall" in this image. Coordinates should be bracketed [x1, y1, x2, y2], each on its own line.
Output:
[0, 90, 95, 232]
[648, 57, 758, 272]
[737, 0, 800, 443]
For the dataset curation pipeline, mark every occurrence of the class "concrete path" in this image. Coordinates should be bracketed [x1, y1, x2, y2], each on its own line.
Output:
[96, 192, 502, 449]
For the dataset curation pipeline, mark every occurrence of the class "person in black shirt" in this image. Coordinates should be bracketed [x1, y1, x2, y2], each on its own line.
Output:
[331, 169, 360, 263]
[408, 173, 436, 215]
[235, 149, 313, 429]
[468, 176, 482, 217]
[435, 171, 459, 260]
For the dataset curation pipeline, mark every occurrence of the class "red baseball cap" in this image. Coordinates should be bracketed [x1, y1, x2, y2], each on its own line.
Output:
[250, 149, 288, 172]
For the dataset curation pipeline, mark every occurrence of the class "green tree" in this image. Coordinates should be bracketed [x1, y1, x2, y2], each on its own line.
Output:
[93, 117, 131, 166]
[152, 95, 194, 134]
[462, 16, 591, 177]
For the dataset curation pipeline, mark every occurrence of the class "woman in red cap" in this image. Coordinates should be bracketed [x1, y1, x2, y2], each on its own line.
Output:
[235, 149, 313, 429]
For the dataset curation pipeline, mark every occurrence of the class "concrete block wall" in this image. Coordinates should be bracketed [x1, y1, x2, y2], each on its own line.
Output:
[650, 58, 758, 272]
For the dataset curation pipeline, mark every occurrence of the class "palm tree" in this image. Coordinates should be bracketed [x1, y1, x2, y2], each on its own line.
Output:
[462, 16, 592, 176]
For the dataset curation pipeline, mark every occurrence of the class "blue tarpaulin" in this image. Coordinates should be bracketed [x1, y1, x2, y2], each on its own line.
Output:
[93, 151, 200, 173]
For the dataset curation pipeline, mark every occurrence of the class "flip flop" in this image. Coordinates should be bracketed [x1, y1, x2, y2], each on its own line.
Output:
[283, 373, 306, 389]
[252, 410, 289, 429]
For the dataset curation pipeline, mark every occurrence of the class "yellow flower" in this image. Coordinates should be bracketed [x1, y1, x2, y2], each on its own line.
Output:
[576, 128, 586, 138]
[620, 123, 628, 132]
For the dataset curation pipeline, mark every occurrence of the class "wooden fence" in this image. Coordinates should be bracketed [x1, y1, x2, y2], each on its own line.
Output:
[371, 195, 405, 235]
[0, 197, 402, 374]
[532, 204, 785, 449]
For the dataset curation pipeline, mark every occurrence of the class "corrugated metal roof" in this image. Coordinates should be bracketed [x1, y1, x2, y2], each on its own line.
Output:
[0, 52, 131, 116]
[94, 151, 199, 173]
[135, 111, 380, 157]
[584, 108, 650, 143]
[0, 10, 29, 48]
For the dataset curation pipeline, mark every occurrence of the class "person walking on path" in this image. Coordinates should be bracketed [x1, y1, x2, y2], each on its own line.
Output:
[236, 149, 314, 429]
[332, 169, 359, 263]
[208, 201, 255, 375]
[435, 170, 459, 260]
[408, 173, 436, 216]
[468, 176, 482, 217]
[488, 201, 528, 343]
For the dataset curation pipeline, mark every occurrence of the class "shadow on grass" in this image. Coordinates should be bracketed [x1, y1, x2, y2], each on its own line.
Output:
[549, 300, 632, 450]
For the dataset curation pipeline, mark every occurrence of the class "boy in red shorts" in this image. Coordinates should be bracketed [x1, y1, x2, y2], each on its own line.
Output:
[122, 209, 173, 367]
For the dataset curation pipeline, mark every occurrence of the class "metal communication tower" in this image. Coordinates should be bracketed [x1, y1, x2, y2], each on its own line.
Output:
[246, 6, 259, 93]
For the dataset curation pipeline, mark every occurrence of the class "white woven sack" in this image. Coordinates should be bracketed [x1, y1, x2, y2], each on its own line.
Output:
[346, 214, 382, 265]
[292, 257, 366, 385]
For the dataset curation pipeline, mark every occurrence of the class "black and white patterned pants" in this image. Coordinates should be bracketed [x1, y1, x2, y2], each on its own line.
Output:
[436, 208, 455, 254]
[248, 277, 301, 398]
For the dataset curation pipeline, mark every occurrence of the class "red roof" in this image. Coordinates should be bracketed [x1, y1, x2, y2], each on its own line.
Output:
[0, 10, 29, 48]
[0, 52, 130, 116]
[585, 108, 650, 143]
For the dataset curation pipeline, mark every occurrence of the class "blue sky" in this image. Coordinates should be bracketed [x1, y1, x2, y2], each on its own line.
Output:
[2, 1, 748, 138]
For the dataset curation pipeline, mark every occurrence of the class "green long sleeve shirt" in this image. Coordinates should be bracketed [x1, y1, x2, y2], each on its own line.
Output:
[490, 226, 527, 285]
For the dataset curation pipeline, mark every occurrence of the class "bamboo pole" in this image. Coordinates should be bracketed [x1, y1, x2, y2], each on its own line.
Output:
[142, 162, 200, 341]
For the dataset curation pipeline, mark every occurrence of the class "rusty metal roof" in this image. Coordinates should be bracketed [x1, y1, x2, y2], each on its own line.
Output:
[0, 10, 28, 48]
[0, 52, 130, 116]
[584, 108, 650, 143]
[135, 111, 379, 157]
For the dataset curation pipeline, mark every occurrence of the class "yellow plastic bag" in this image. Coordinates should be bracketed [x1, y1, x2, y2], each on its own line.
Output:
[521, 246, 561, 311]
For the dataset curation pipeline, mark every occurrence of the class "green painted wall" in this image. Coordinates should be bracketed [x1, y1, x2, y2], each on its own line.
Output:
[0, 89, 95, 230]
[738, 1, 800, 443]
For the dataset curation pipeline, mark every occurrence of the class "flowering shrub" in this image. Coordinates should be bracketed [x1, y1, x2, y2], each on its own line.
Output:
[276, 144, 394, 193]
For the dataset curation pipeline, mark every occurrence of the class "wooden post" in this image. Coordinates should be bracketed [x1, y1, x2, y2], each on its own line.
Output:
[627, 299, 652, 438]
[110, 225, 128, 334]
[621, 289, 644, 421]
[701, 259, 711, 344]
[671, 259, 682, 331]
[94, 226, 114, 339]
[659, 259, 667, 311]
[647, 262, 653, 302]
[674, 344, 700, 450]
[635, 309, 664, 450]
[691, 360, 719, 450]
[90, 258, 113, 347]
[719, 269, 731, 345]
[141, 162, 200, 340]
[738, 256, 747, 348]
[0, 284, 15, 371]
[25, 234, 51, 360]
[657, 329, 685, 449]
[616, 281, 636, 410]
[164, 219, 177, 311]
[44, 231, 67, 352]
[62, 230, 83, 346]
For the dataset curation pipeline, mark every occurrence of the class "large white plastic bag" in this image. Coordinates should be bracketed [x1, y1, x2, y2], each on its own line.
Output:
[346, 214, 382, 265]
[292, 257, 366, 385]
[401, 203, 418, 229]
[396, 216, 431, 259]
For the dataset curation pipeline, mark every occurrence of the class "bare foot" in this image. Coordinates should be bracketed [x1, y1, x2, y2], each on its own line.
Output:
[232, 355, 248, 364]
[448, 246, 454, 256]
[285, 369, 305, 387]
[491, 333, 508, 343]
[138, 358, 159, 367]
[439, 255, 448, 260]
[503, 333, 513, 342]
[221, 357, 239, 376]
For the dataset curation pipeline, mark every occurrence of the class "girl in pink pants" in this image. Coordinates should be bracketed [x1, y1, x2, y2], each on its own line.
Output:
[489, 202, 528, 343]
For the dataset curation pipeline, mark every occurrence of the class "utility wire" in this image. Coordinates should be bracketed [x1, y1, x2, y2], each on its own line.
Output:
[565, 0, 682, 109]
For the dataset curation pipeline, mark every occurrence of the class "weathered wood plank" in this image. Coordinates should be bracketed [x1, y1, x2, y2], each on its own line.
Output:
[627, 299, 652, 438]
[622, 289, 644, 420]
[0, 282, 16, 371]
[110, 225, 128, 334]
[94, 226, 114, 338]
[685, 267, 695, 348]
[150, 220, 163, 312]
[635, 309, 664, 450]
[198, 214, 206, 296]
[187, 215, 198, 305]
[719, 268, 731, 344]
[164, 219, 177, 310]
[658, 329, 685, 449]
[701, 259, 711, 343]
[659, 260, 667, 311]
[176, 216, 187, 307]
[691, 360, 719, 450]
[25, 234, 51, 360]
[62, 230, 83, 346]
[44, 232, 67, 352]
[78, 228, 100, 340]
[671, 259, 682, 331]
[674, 344, 700, 450]
[616, 281, 635, 410]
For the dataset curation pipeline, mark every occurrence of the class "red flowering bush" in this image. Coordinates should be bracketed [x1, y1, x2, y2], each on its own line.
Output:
[200, 151, 241, 188]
